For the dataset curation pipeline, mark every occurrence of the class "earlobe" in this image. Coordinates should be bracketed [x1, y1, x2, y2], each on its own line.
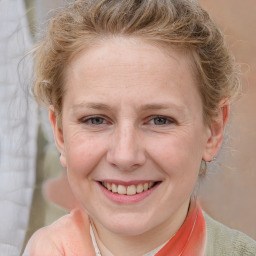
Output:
[49, 106, 67, 168]
[60, 153, 67, 168]
[202, 100, 229, 162]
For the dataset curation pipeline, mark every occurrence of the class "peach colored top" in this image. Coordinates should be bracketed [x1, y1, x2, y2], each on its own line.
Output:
[23, 201, 206, 256]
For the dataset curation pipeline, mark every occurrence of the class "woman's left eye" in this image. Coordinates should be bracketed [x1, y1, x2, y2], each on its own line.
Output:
[149, 116, 175, 126]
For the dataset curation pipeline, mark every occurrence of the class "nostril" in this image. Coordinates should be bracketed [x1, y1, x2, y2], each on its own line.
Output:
[106, 149, 146, 171]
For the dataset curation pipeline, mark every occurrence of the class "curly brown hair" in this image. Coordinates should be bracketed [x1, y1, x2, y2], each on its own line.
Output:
[32, 0, 240, 125]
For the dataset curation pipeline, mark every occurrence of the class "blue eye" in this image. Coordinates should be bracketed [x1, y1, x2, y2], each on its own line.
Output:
[150, 116, 175, 125]
[81, 116, 107, 125]
[90, 117, 105, 125]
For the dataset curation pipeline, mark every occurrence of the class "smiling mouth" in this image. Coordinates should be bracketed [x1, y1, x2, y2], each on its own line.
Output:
[99, 181, 159, 196]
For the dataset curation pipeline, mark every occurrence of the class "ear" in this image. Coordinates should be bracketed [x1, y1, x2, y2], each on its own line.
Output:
[49, 106, 67, 168]
[202, 99, 229, 162]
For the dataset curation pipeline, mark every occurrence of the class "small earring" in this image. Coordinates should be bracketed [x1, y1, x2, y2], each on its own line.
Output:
[211, 157, 217, 162]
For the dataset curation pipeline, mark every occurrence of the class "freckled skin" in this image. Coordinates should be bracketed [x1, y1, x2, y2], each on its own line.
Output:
[50, 37, 224, 254]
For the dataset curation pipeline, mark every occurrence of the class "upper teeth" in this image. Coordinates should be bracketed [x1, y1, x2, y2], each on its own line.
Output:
[102, 182, 154, 195]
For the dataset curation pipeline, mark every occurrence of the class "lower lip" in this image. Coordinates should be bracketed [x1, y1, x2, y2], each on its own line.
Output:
[98, 182, 160, 204]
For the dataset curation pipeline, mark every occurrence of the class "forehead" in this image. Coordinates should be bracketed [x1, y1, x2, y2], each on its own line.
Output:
[63, 37, 201, 113]
[65, 37, 196, 85]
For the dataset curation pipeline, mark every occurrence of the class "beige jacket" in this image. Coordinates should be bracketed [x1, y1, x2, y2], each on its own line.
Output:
[204, 212, 256, 255]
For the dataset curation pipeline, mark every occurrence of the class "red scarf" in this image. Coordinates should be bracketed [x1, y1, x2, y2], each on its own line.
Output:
[155, 200, 206, 256]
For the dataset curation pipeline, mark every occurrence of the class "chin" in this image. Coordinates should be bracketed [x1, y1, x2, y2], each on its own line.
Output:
[95, 212, 152, 236]
[108, 222, 150, 237]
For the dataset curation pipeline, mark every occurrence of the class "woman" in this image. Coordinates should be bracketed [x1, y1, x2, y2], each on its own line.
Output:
[23, 0, 256, 255]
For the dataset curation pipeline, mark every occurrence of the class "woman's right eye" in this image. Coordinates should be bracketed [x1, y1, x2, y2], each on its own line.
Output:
[80, 116, 107, 125]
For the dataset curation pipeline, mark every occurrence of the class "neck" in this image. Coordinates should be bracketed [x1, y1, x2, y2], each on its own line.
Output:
[92, 199, 190, 256]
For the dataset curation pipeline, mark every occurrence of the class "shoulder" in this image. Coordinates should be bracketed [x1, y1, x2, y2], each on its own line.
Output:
[23, 208, 95, 256]
[204, 212, 256, 256]
[22, 224, 62, 256]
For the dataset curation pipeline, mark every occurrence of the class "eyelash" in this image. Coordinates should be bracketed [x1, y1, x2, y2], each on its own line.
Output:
[148, 116, 176, 126]
[80, 116, 108, 126]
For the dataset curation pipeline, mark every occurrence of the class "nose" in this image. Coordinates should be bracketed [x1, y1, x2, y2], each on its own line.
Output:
[106, 124, 146, 171]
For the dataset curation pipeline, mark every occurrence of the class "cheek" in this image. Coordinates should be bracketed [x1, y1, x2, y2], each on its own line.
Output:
[147, 133, 203, 177]
[64, 133, 107, 176]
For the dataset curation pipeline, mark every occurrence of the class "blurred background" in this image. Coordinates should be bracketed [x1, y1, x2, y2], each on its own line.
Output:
[198, 0, 256, 241]
[0, 0, 255, 255]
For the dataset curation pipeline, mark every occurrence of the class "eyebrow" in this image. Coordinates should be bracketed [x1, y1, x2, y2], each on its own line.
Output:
[139, 103, 177, 111]
[72, 102, 184, 112]
[72, 102, 112, 111]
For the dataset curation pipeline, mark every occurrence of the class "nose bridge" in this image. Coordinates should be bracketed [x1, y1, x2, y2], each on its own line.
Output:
[107, 122, 145, 170]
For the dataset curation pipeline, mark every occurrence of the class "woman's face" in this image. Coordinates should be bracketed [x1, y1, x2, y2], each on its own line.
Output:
[51, 37, 217, 237]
